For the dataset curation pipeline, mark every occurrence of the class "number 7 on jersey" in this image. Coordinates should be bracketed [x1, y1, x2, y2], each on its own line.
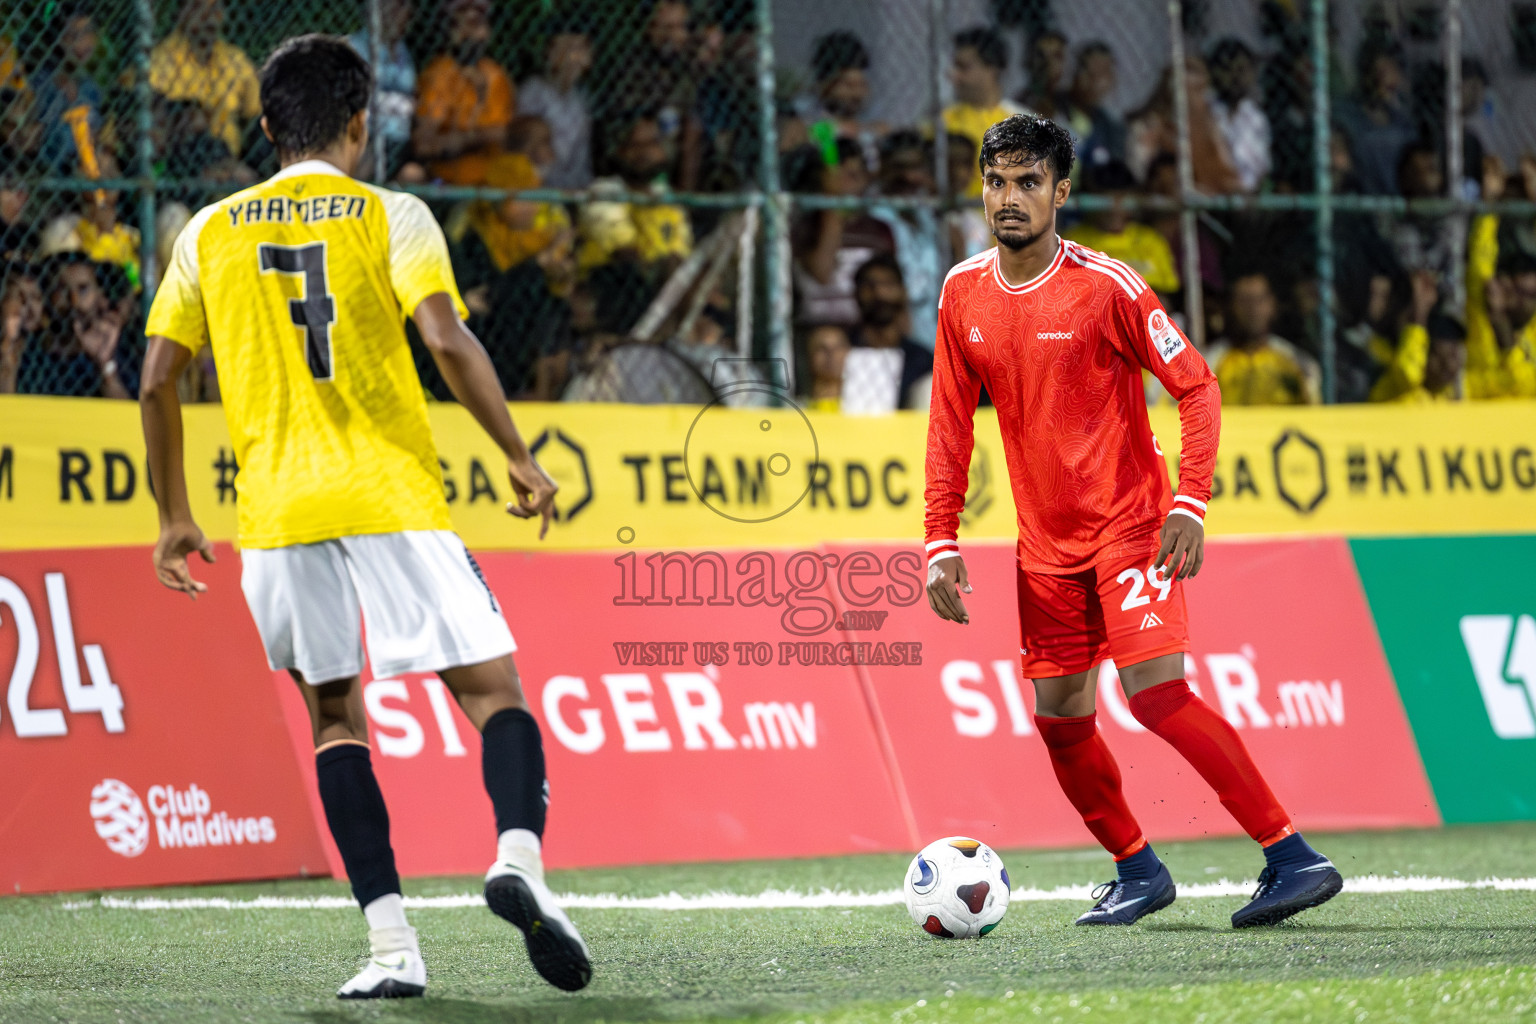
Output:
[259, 242, 336, 379]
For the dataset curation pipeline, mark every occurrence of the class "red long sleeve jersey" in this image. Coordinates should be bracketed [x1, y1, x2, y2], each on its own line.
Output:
[924, 239, 1220, 573]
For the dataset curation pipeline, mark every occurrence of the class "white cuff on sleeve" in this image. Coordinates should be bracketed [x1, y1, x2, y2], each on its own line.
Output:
[926, 538, 961, 567]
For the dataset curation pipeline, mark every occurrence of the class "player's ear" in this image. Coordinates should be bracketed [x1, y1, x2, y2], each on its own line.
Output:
[259, 115, 273, 144]
[348, 109, 368, 143]
[1054, 173, 1072, 208]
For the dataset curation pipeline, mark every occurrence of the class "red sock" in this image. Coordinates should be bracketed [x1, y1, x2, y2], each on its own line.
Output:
[1034, 713, 1146, 860]
[1128, 680, 1293, 845]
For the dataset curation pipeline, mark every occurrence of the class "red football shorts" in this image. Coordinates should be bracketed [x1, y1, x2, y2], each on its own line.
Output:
[1015, 540, 1191, 679]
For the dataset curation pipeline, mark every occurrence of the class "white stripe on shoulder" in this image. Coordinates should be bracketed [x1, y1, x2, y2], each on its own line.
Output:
[1063, 242, 1142, 299]
[360, 182, 446, 263]
[1086, 249, 1151, 294]
[1071, 243, 1150, 295]
[942, 249, 994, 286]
[360, 181, 432, 227]
[173, 203, 223, 287]
[1068, 242, 1146, 295]
[939, 249, 995, 308]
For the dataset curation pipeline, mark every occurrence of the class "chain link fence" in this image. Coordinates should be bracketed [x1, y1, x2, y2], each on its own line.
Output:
[2, 0, 1535, 406]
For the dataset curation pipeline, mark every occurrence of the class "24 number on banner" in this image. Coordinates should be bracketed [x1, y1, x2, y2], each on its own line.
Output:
[0, 573, 124, 738]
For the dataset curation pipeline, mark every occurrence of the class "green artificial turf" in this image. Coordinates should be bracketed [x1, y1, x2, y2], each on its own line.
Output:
[4, 823, 1536, 1023]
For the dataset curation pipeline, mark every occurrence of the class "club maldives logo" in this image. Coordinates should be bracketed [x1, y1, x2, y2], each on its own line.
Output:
[89, 779, 149, 858]
[89, 779, 277, 858]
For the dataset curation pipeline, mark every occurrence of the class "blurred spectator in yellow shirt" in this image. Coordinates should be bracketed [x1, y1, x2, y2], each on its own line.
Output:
[943, 27, 1028, 196]
[37, 154, 140, 288]
[149, 0, 261, 157]
[1465, 204, 1536, 398]
[450, 153, 568, 285]
[445, 153, 576, 400]
[1065, 160, 1180, 298]
[1205, 272, 1320, 405]
[577, 113, 693, 272]
[1371, 311, 1465, 404]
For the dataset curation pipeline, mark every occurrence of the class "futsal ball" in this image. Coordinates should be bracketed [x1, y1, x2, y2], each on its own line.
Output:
[903, 836, 1010, 938]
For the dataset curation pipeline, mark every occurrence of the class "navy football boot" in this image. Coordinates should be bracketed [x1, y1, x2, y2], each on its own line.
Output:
[1075, 860, 1177, 925]
[1232, 834, 1343, 928]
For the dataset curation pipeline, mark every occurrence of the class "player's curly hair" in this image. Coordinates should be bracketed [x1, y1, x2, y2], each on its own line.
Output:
[978, 114, 1076, 183]
[258, 35, 372, 158]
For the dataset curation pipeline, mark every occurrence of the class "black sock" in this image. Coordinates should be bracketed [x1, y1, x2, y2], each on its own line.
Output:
[316, 744, 401, 910]
[1117, 843, 1162, 883]
[481, 707, 547, 838]
[1263, 832, 1323, 869]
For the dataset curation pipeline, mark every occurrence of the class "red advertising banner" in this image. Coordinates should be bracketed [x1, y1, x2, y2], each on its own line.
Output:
[834, 537, 1441, 849]
[2, 537, 1440, 893]
[0, 546, 330, 893]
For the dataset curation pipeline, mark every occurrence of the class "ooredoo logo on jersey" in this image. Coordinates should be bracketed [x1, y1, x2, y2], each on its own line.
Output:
[90, 778, 277, 858]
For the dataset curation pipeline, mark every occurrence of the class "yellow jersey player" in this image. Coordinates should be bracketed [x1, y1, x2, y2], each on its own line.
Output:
[139, 35, 590, 999]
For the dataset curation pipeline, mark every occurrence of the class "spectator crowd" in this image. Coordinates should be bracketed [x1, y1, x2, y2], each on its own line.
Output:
[1, 0, 1533, 407]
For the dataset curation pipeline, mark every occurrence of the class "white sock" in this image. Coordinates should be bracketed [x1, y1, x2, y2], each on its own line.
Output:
[497, 829, 544, 877]
[363, 893, 409, 931]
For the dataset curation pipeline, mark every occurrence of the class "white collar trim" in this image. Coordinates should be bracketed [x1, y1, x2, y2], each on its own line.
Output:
[990, 238, 1066, 294]
[269, 159, 350, 182]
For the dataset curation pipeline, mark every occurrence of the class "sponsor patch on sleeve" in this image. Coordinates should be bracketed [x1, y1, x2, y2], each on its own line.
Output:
[1147, 308, 1185, 362]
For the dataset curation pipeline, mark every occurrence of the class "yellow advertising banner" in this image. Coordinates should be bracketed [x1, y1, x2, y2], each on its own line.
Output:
[0, 396, 1533, 552]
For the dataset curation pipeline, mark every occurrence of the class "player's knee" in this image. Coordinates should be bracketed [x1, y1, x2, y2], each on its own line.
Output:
[1031, 673, 1095, 718]
[1032, 691, 1092, 718]
[441, 655, 526, 702]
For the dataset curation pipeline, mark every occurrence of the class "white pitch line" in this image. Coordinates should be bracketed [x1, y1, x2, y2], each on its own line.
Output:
[56, 876, 1536, 912]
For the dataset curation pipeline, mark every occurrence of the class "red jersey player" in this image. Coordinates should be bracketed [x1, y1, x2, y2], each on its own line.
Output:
[923, 115, 1342, 928]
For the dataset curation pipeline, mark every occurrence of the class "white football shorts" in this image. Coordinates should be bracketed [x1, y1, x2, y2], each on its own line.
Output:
[240, 530, 516, 683]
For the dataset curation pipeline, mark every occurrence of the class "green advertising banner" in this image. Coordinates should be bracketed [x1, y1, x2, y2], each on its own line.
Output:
[1352, 536, 1536, 822]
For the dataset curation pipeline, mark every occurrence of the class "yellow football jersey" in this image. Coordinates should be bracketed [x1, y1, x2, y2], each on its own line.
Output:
[1205, 336, 1321, 407]
[146, 159, 468, 548]
[943, 101, 1028, 196]
[1064, 223, 1181, 295]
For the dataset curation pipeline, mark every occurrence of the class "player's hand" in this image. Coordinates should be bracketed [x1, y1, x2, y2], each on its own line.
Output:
[926, 556, 972, 625]
[153, 519, 216, 599]
[1155, 513, 1204, 581]
[506, 454, 558, 539]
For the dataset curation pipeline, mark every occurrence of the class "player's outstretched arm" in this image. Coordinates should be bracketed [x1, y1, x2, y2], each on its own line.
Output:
[413, 292, 559, 538]
[140, 335, 216, 598]
[926, 555, 972, 625]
